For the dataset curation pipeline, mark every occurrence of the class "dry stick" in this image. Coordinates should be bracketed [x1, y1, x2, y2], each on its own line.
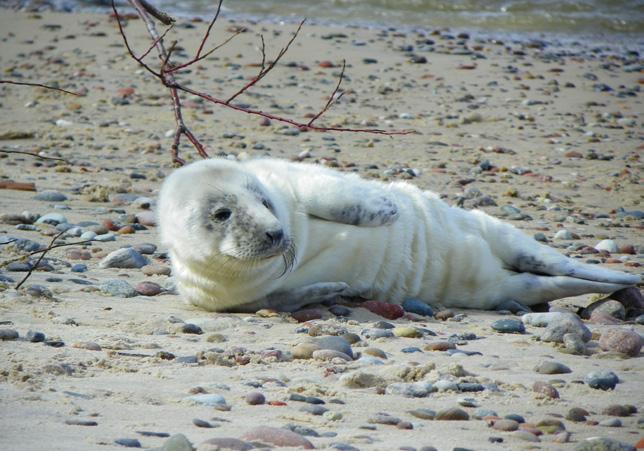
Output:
[0, 80, 81, 96]
[308, 60, 346, 127]
[137, 0, 175, 25]
[0, 149, 71, 164]
[225, 19, 305, 105]
[139, 24, 174, 61]
[195, 0, 224, 58]
[1, 237, 94, 270]
[164, 28, 245, 74]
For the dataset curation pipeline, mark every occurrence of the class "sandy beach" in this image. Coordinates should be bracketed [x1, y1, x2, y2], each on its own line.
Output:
[0, 6, 642, 451]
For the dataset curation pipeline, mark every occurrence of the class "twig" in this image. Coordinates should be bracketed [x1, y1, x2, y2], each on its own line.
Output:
[137, 0, 175, 25]
[195, 0, 223, 59]
[225, 19, 305, 105]
[0, 149, 71, 164]
[0, 239, 18, 247]
[0, 80, 81, 96]
[1, 238, 94, 270]
[164, 28, 245, 74]
[15, 230, 62, 289]
[139, 24, 174, 61]
[308, 60, 346, 127]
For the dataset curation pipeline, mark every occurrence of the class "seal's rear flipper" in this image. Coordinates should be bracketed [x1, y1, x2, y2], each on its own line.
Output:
[503, 273, 634, 306]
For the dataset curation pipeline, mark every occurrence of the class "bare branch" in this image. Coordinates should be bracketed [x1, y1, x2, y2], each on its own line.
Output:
[0, 79, 81, 96]
[164, 28, 245, 74]
[137, 0, 175, 25]
[139, 24, 174, 61]
[225, 19, 305, 105]
[308, 59, 346, 127]
[0, 149, 71, 164]
[195, 0, 223, 59]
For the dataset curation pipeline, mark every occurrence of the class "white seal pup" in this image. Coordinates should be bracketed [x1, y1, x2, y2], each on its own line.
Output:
[158, 158, 640, 312]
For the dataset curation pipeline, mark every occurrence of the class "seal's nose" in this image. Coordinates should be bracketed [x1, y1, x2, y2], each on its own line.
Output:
[265, 229, 284, 246]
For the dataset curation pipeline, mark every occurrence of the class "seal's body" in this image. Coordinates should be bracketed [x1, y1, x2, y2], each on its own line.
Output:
[158, 158, 640, 312]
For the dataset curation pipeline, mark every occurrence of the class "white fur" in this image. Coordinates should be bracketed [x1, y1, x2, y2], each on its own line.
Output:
[158, 158, 639, 312]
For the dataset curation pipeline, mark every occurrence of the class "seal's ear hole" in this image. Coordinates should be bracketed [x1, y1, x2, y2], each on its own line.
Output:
[213, 208, 232, 222]
[262, 199, 272, 210]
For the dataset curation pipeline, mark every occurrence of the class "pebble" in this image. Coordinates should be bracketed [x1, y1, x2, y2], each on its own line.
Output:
[291, 308, 324, 322]
[408, 408, 436, 420]
[522, 312, 591, 343]
[591, 300, 626, 320]
[435, 407, 469, 421]
[181, 324, 203, 334]
[563, 333, 587, 354]
[301, 404, 328, 415]
[161, 434, 194, 451]
[473, 408, 498, 419]
[114, 438, 141, 448]
[72, 341, 102, 351]
[602, 404, 635, 416]
[534, 361, 571, 374]
[595, 239, 619, 253]
[196, 438, 253, 451]
[34, 190, 67, 202]
[566, 407, 589, 422]
[134, 243, 157, 255]
[245, 391, 265, 405]
[26, 330, 46, 342]
[361, 328, 394, 339]
[385, 381, 434, 398]
[100, 279, 138, 298]
[312, 349, 352, 361]
[65, 419, 98, 426]
[135, 281, 163, 296]
[554, 229, 575, 240]
[585, 369, 620, 390]
[99, 248, 149, 269]
[0, 329, 19, 340]
[35, 213, 68, 225]
[71, 263, 87, 273]
[424, 341, 456, 351]
[491, 318, 525, 333]
[361, 300, 404, 319]
[536, 418, 566, 434]
[135, 211, 156, 226]
[393, 326, 422, 338]
[368, 413, 401, 425]
[598, 328, 641, 356]
[504, 414, 525, 423]
[492, 419, 519, 431]
[599, 418, 622, 427]
[329, 305, 351, 317]
[240, 426, 314, 449]
[402, 298, 434, 316]
[185, 394, 227, 407]
[512, 430, 540, 442]
[142, 264, 172, 276]
[533, 381, 559, 398]
[573, 437, 635, 450]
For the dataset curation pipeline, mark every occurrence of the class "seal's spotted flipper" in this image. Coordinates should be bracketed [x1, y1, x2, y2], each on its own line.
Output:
[234, 282, 352, 313]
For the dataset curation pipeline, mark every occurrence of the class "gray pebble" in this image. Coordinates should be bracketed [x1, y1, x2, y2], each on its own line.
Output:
[100, 279, 138, 298]
[26, 330, 46, 342]
[534, 361, 572, 374]
[35, 213, 68, 225]
[599, 418, 622, 427]
[573, 437, 635, 450]
[585, 370, 619, 390]
[114, 438, 141, 448]
[99, 248, 149, 269]
[491, 319, 525, 334]
[0, 329, 19, 340]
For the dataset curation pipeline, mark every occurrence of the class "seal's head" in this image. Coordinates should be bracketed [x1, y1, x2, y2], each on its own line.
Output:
[158, 159, 292, 272]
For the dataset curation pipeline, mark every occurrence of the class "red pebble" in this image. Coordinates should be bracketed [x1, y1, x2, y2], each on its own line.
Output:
[267, 400, 287, 406]
[291, 309, 323, 322]
[318, 60, 335, 68]
[361, 300, 404, 320]
[117, 87, 135, 97]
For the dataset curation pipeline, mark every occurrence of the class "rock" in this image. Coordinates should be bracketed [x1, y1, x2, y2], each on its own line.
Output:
[245, 392, 265, 405]
[533, 381, 559, 398]
[72, 341, 102, 351]
[71, 263, 87, 273]
[196, 438, 255, 451]
[592, 300, 626, 320]
[161, 434, 194, 451]
[435, 407, 469, 421]
[134, 243, 157, 255]
[312, 349, 352, 361]
[315, 336, 353, 357]
[562, 333, 587, 354]
[114, 438, 141, 448]
[393, 326, 422, 338]
[602, 404, 634, 417]
[534, 361, 571, 374]
[329, 305, 351, 317]
[301, 404, 328, 416]
[585, 370, 619, 390]
[554, 229, 575, 240]
[26, 330, 45, 342]
[0, 329, 19, 340]
[408, 408, 436, 420]
[424, 341, 456, 351]
[598, 328, 641, 356]
[368, 413, 401, 425]
[434, 309, 455, 320]
[65, 419, 98, 426]
[522, 312, 591, 343]
[184, 394, 227, 407]
[536, 418, 566, 434]
[196, 438, 253, 451]
[142, 264, 172, 276]
[512, 430, 540, 442]
[181, 324, 203, 334]
[99, 248, 149, 269]
[100, 279, 137, 298]
[363, 347, 387, 359]
[566, 407, 589, 422]
[492, 419, 519, 431]
[292, 342, 319, 359]
[402, 298, 434, 316]
[361, 328, 394, 339]
[35, 213, 68, 225]
[599, 418, 622, 427]
[361, 300, 404, 319]
[573, 437, 635, 451]
[291, 308, 324, 322]
[385, 381, 433, 398]
[595, 240, 619, 253]
[135, 281, 163, 296]
[340, 371, 386, 388]
[241, 426, 314, 449]
[473, 408, 498, 419]
[34, 190, 67, 202]
[135, 211, 156, 226]
[491, 318, 525, 333]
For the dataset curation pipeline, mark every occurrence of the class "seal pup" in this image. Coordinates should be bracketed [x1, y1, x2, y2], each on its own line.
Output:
[158, 158, 640, 312]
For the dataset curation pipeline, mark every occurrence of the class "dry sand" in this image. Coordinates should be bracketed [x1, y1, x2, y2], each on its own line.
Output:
[0, 8, 642, 451]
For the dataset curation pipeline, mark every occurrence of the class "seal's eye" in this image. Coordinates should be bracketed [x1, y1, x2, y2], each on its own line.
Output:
[213, 208, 232, 222]
[262, 199, 271, 210]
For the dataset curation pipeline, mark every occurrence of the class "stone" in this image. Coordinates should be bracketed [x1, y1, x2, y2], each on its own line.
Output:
[435, 407, 469, 421]
[385, 382, 433, 398]
[161, 434, 194, 451]
[402, 298, 434, 316]
[368, 413, 401, 425]
[592, 300, 626, 320]
[196, 438, 253, 451]
[134, 243, 157, 255]
[533, 381, 559, 398]
[512, 430, 540, 442]
[291, 308, 324, 322]
[135, 281, 163, 296]
[312, 349, 352, 361]
[241, 426, 314, 449]
[522, 312, 592, 343]
[408, 408, 436, 420]
[573, 437, 635, 451]
[99, 248, 149, 269]
[595, 240, 619, 253]
[114, 438, 141, 448]
[71, 263, 87, 273]
[0, 329, 19, 340]
[554, 229, 575, 240]
[602, 405, 633, 417]
[536, 418, 565, 434]
[100, 279, 137, 298]
[534, 361, 571, 374]
[142, 264, 172, 276]
[34, 190, 67, 202]
[598, 328, 641, 356]
[492, 419, 519, 431]
[599, 418, 622, 427]
[65, 419, 98, 426]
[424, 341, 455, 351]
[393, 326, 422, 338]
[26, 330, 46, 342]
[340, 371, 386, 388]
[184, 394, 227, 407]
[35, 213, 68, 225]
[566, 407, 589, 422]
[135, 211, 156, 226]
[301, 404, 328, 415]
[491, 318, 525, 333]
[563, 333, 587, 354]
[363, 347, 387, 359]
[361, 300, 404, 319]
[245, 391, 265, 405]
[315, 336, 353, 358]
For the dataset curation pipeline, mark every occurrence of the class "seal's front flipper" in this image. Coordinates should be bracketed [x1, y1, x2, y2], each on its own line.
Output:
[324, 192, 399, 227]
[236, 282, 353, 313]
